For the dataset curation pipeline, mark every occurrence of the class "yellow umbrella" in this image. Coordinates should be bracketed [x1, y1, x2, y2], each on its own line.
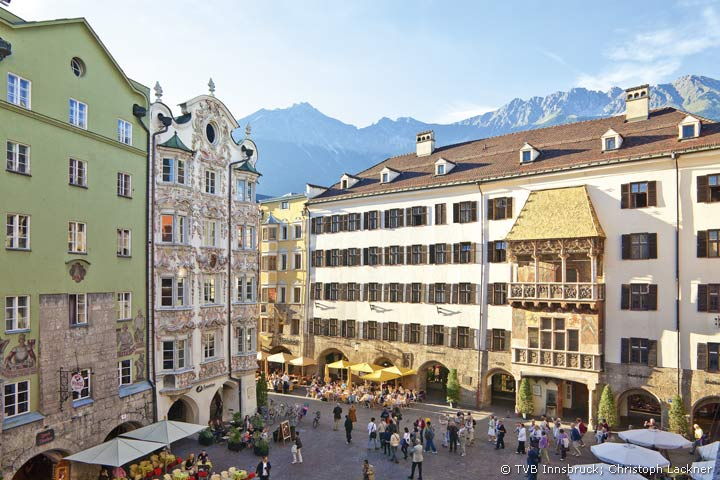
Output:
[382, 366, 417, 376]
[349, 363, 383, 374]
[326, 360, 353, 369]
[362, 370, 401, 383]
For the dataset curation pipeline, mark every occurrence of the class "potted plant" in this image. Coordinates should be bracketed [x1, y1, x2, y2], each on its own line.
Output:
[198, 428, 215, 446]
[597, 384, 619, 429]
[232, 411, 244, 428]
[250, 414, 264, 431]
[669, 395, 690, 437]
[253, 433, 270, 457]
[517, 378, 534, 419]
[227, 426, 244, 452]
[446, 368, 460, 408]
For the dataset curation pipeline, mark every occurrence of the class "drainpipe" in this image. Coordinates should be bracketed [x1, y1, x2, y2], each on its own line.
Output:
[476, 183, 485, 408]
[673, 152, 682, 397]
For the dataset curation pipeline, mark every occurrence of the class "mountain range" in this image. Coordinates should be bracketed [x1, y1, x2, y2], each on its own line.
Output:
[237, 75, 720, 196]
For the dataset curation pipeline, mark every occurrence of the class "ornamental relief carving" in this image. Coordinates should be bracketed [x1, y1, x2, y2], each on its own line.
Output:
[197, 310, 227, 329]
[156, 249, 196, 270]
[191, 100, 232, 166]
[200, 358, 227, 379]
[232, 354, 257, 373]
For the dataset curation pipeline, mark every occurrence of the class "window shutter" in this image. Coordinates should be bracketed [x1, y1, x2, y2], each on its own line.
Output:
[429, 244, 436, 264]
[504, 330, 512, 351]
[384, 210, 390, 228]
[621, 235, 630, 260]
[453, 243, 460, 263]
[423, 206, 429, 225]
[487, 199, 495, 220]
[406, 208, 412, 226]
[471, 329, 478, 350]
[340, 283, 347, 301]
[325, 250, 331, 266]
[505, 198, 512, 219]
[697, 175, 710, 203]
[405, 284, 412, 302]
[425, 325, 433, 345]
[323, 216, 331, 232]
[384, 247, 390, 265]
[310, 283, 316, 300]
[698, 343, 708, 370]
[310, 219, 316, 234]
[340, 320, 346, 337]
[342, 215, 349, 231]
[421, 245, 428, 264]
[383, 284, 390, 302]
[488, 283, 495, 305]
[405, 245, 411, 263]
[363, 283, 369, 301]
[471, 243, 478, 263]
[318, 250, 324, 267]
[324, 283, 330, 300]
[648, 285, 658, 310]
[648, 233, 658, 259]
[363, 248, 369, 265]
[451, 284, 459, 304]
[428, 284, 436, 304]
[621, 338, 630, 364]
[647, 181, 657, 207]
[698, 231, 708, 258]
[621, 183, 630, 209]
[363, 212, 369, 230]
[621, 284, 630, 310]
[647, 340, 658, 367]
[421, 283, 427, 303]
[471, 201, 478, 222]
[382, 322, 389, 341]
[398, 209, 404, 227]
[486, 330, 493, 351]
[698, 284, 708, 312]
[450, 327, 458, 348]
[361, 321, 367, 340]
[453, 203, 460, 223]
[487, 241, 494, 262]
[444, 283, 451, 303]
[470, 283, 478, 304]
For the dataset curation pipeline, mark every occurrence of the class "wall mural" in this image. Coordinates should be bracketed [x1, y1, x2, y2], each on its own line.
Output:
[1, 333, 38, 377]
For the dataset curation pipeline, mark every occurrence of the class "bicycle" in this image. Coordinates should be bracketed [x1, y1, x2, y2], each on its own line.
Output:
[312, 411, 321, 429]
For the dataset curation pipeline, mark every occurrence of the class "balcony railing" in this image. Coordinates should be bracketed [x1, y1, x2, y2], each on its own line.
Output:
[513, 348, 603, 372]
[508, 282, 604, 302]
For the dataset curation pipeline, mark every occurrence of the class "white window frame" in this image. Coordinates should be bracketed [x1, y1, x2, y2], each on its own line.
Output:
[203, 220, 217, 247]
[68, 221, 87, 253]
[293, 286, 302, 304]
[205, 170, 217, 194]
[118, 359, 132, 386]
[281, 201, 289, 209]
[202, 331, 216, 360]
[3, 380, 29, 418]
[6, 141, 30, 174]
[246, 181, 254, 202]
[117, 292, 132, 321]
[5, 213, 30, 250]
[246, 327, 256, 352]
[235, 178, 245, 201]
[246, 226, 256, 249]
[117, 229, 131, 257]
[72, 368, 91, 400]
[159, 276, 186, 308]
[245, 277, 255, 302]
[5, 295, 29, 332]
[117, 172, 132, 197]
[294, 252, 302, 270]
[162, 158, 186, 185]
[203, 276, 217, 305]
[162, 339, 188, 370]
[7, 73, 31, 109]
[236, 326, 246, 354]
[117, 119, 132, 145]
[69, 98, 88, 129]
[294, 224, 302, 239]
[69, 293, 88, 326]
[237, 225, 245, 249]
[69, 158, 87, 187]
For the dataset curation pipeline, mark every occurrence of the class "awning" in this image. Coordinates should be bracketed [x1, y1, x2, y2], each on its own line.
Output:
[257, 351, 270, 361]
[267, 352, 294, 364]
[349, 363, 383, 374]
[506, 186, 605, 241]
[326, 360, 353, 369]
[289, 356, 316, 367]
[590, 442, 669, 469]
[382, 366, 417, 376]
[362, 370, 401, 383]
[121, 420, 205, 445]
[65, 437, 164, 467]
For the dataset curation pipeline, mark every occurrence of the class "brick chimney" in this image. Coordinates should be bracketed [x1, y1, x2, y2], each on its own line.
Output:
[416, 130, 435, 157]
[625, 84, 649, 122]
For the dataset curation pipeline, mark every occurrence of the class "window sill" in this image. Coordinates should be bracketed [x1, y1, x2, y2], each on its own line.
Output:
[68, 251, 88, 255]
[117, 317, 132, 322]
[157, 306, 193, 311]
[6, 169, 31, 177]
[5, 247, 31, 252]
[201, 303, 223, 308]
[161, 366, 194, 375]
[2, 411, 44, 431]
[69, 183, 88, 189]
[158, 242, 191, 247]
[119, 380, 152, 398]
[117, 254, 132, 259]
[200, 357, 221, 365]
[70, 323, 89, 329]
[72, 398, 94, 409]
[117, 194, 133, 199]
[5, 328, 31, 335]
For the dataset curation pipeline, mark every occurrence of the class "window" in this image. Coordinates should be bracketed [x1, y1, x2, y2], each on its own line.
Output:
[453, 201, 478, 223]
[368, 283, 381, 302]
[6, 141, 30, 174]
[367, 321, 378, 340]
[7, 73, 31, 108]
[682, 124, 696, 139]
[409, 206, 427, 226]
[432, 283, 447, 304]
[70, 57, 86, 77]
[325, 283, 339, 301]
[388, 283, 402, 302]
[455, 242, 473, 264]
[604, 137, 616, 151]
[5, 295, 29, 331]
[488, 241, 507, 263]
[235, 178, 246, 201]
[707, 343, 720, 372]
[698, 174, 720, 203]
[280, 201, 289, 209]
[293, 253, 302, 269]
[698, 230, 720, 258]
[280, 253, 288, 270]
[312, 217, 324, 234]
[458, 283, 474, 304]
[117, 119, 132, 145]
[68, 222, 87, 253]
[280, 226, 288, 240]
[118, 359, 132, 386]
[622, 233, 657, 260]
[365, 211, 379, 230]
[5, 214, 29, 249]
[387, 246, 403, 265]
[69, 158, 87, 187]
[435, 203, 446, 225]
[347, 214, 361, 232]
[388, 322, 399, 341]
[430, 325, 444, 345]
[409, 323, 421, 343]
[436, 164, 445, 175]
[4, 380, 29, 417]
[68, 99, 87, 128]
[246, 226, 255, 249]
[116, 172, 132, 197]
[202, 332, 216, 359]
[261, 256, 277, 271]
[528, 327, 539, 349]
[162, 339, 187, 370]
[385, 209, 403, 228]
[162, 158, 186, 184]
[347, 283, 360, 301]
[698, 284, 720, 313]
[488, 283, 508, 305]
[430, 243, 448, 264]
[630, 338, 649, 364]
[366, 247, 381, 266]
[294, 224, 302, 239]
[246, 182, 254, 202]
[203, 220, 217, 247]
[160, 214, 187, 244]
[487, 198, 512, 220]
[491, 329, 507, 351]
[204, 170, 216, 194]
[263, 226, 277, 241]
[328, 319, 338, 337]
[245, 277, 254, 302]
[279, 286, 286, 303]
[621, 181, 657, 208]
[382, 172, 389, 183]
[457, 327, 470, 349]
[530, 317, 577, 352]
[69, 294, 87, 326]
[116, 229, 131, 257]
[160, 277, 185, 307]
[72, 368, 91, 400]
[521, 150, 532, 163]
[203, 277, 217, 304]
[410, 283, 423, 303]
[117, 292, 131, 321]
[293, 287, 302, 304]
[621, 283, 657, 311]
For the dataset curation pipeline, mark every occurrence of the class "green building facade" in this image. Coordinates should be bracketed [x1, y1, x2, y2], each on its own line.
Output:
[0, 7, 152, 479]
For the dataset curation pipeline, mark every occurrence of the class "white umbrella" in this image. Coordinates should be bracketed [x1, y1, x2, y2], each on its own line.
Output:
[618, 428, 692, 449]
[591, 442, 670, 468]
[567, 463, 646, 480]
[64, 437, 164, 467]
[698, 441, 719, 461]
[121, 420, 206, 445]
[690, 460, 715, 480]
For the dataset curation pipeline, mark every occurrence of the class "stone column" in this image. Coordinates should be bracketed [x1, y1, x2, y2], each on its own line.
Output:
[515, 377, 521, 414]
[587, 387, 595, 431]
[560, 254, 568, 283]
[533, 255, 539, 283]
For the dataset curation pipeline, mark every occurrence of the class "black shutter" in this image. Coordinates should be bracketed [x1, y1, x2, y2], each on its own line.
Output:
[362, 321, 368, 340]
[647, 340, 657, 367]
[698, 231, 708, 258]
[505, 198, 512, 219]
[451, 284, 459, 304]
[621, 235, 631, 260]
[647, 181, 657, 206]
[486, 330, 493, 351]
[429, 244, 436, 264]
[384, 247, 390, 265]
[444, 283, 451, 303]
[363, 283, 369, 301]
[471, 243, 478, 263]
[648, 233, 658, 259]
[487, 241, 495, 263]
[621, 338, 630, 364]
[324, 283, 330, 300]
[363, 248, 369, 266]
[325, 250, 332, 266]
[471, 201, 478, 222]
[648, 285, 658, 310]
[698, 175, 710, 203]
[310, 283, 316, 300]
[428, 284, 435, 304]
[406, 208, 412, 226]
[621, 284, 630, 310]
[453, 243, 460, 263]
[310, 219, 316, 234]
[363, 211, 369, 230]
[698, 343, 708, 370]
[453, 203, 460, 223]
[470, 283, 477, 304]
[405, 245, 411, 264]
[398, 209, 404, 227]
[487, 198, 495, 220]
[698, 284, 708, 312]
[384, 210, 390, 228]
[487, 283, 495, 305]
[621, 183, 630, 209]
[342, 214, 349, 231]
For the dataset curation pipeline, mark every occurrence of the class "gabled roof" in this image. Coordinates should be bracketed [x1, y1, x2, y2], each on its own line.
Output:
[235, 160, 261, 176]
[263, 213, 282, 225]
[506, 186, 605, 241]
[158, 133, 193, 153]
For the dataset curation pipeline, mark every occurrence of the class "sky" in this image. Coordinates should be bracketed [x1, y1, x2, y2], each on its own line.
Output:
[7, 0, 720, 126]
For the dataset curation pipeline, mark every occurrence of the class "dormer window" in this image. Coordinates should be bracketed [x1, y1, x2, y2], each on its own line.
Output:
[601, 128, 622, 152]
[340, 173, 359, 189]
[519, 143, 539, 164]
[605, 137, 616, 151]
[382, 173, 389, 183]
[341, 180, 348, 189]
[437, 164, 445, 175]
[521, 150, 532, 163]
[679, 115, 701, 140]
[379, 167, 400, 184]
[434, 158, 455, 176]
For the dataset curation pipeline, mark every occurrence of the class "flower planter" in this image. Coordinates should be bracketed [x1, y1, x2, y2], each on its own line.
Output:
[228, 441, 243, 452]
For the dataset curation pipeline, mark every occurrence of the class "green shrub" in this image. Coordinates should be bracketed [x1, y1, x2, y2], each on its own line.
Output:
[257, 373, 268, 408]
[251, 414, 265, 430]
[232, 411, 244, 426]
[517, 378, 534, 417]
[446, 368, 460, 407]
[597, 385, 619, 428]
[253, 433, 270, 457]
[668, 395, 690, 437]
[198, 428, 214, 446]
[227, 426, 243, 451]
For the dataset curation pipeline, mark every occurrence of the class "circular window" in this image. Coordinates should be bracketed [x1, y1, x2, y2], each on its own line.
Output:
[70, 57, 86, 77]
[206, 123, 217, 144]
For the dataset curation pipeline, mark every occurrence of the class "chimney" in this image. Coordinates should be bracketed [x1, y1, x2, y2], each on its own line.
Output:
[624, 84, 649, 122]
[416, 130, 435, 157]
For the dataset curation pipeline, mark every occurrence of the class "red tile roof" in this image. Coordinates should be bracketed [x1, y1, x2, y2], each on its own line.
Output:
[309, 108, 720, 203]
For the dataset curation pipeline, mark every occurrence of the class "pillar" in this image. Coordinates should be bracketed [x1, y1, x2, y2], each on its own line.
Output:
[533, 255, 539, 283]
[560, 254, 568, 283]
[587, 387, 595, 430]
[515, 377, 521, 413]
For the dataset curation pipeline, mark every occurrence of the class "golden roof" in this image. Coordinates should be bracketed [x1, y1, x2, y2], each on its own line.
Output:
[506, 186, 605, 241]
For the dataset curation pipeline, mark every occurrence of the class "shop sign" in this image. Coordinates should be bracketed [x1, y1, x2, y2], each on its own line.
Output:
[36, 429, 55, 446]
[196, 383, 215, 393]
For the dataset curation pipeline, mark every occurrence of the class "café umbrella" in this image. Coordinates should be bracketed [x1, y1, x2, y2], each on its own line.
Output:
[698, 441, 719, 461]
[590, 442, 670, 469]
[382, 366, 417, 377]
[64, 437, 164, 467]
[349, 363, 383, 374]
[325, 359, 353, 383]
[257, 351, 270, 376]
[267, 352, 294, 373]
[121, 420, 206, 446]
[289, 356, 316, 376]
[362, 370, 401, 383]
[567, 463, 646, 480]
[618, 428, 693, 449]
[690, 460, 715, 480]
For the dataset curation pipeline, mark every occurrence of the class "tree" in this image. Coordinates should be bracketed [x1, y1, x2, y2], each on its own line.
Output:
[256, 372, 268, 409]
[668, 395, 690, 437]
[597, 385, 619, 428]
[517, 378, 534, 418]
[446, 368, 460, 407]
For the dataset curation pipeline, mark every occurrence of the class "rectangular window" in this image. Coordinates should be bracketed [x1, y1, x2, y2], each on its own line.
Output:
[388, 283, 402, 302]
[521, 150, 532, 163]
[69, 294, 87, 326]
[388, 246, 403, 265]
[69, 158, 87, 187]
[6, 141, 30, 174]
[279, 286, 286, 303]
[709, 343, 720, 372]
[455, 201, 478, 223]
[385, 209, 403, 228]
[68, 221, 87, 253]
[162, 339, 187, 370]
[117, 292, 131, 321]
[117, 119, 132, 145]
[411, 283, 422, 303]
[203, 220, 217, 247]
[630, 284, 654, 311]
[622, 232, 657, 260]
[235, 179, 245, 201]
[280, 201, 289, 209]
[457, 242, 473, 264]
[458, 283, 473, 304]
[604, 137, 616, 151]
[160, 277, 185, 307]
[367, 211, 379, 230]
[568, 330, 579, 352]
[246, 226, 255, 249]
[457, 327, 470, 349]
[435, 203, 447, 225]
[5, 214, 30, 249]
[328, 319, 338, 337]
[488, 283, 508, 305]
[161, 215, 174, 243]
[491, 329, 506, 351]
[245, 277, 254, 302]
[431, 243, 448, 264]
[7, 73, 31, 108]
[388, 322, 399, 341]
[528, 327, 539, 349]
[409, 323, 421, 343]
[118, 359, 132, 386]
[330, 215, 341, 233]
[117, 173, 132, 197]
[489, 241, 507, 263]
[5, 295, 29, 331]
[294, 224, 303, 239]
[409, 206, 426, 226]
[368, 283, 381, 302]
[162, 158, 174, 183]
[202, 332, 216, 359]
[4, 380, 29, 417]
[698, 284, 720, 313]
[280, 253, 288, 270]
[433, 283, 447, 304]
[72, 368, 91, 400]
[294, 253, 302, 269]
[368, 247, 381, 266]
[488, 197, 512, 220]
[347, 283, 360, 301]
[203, 277, 217, 304]
[367, 321, 378, 340]
[347, 214, 360, 231]
[431, 325, 444, 345]
[68, 99, 88, 129]
[682, 124, 696, 139]
[204, 170, 216, 194]
[280, 226, 288, 240]
[621, 181, 658, 209]
[629, 337, 649, 364]
[293, 287, 302, 303]
[117, 229, 131, 257]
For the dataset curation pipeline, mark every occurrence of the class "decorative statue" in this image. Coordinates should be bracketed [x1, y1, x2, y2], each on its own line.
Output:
[117, 325, 135, 353]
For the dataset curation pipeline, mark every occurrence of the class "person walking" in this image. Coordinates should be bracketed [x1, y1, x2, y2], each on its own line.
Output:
[576, 418, 588, 447]
[557, 429, 569, 460]
[291, 432, 303, 464]
[569, 423, 582, 457]
[488, 415, 497, 443]
[379, 420, 389, 455]
[345, 415, 354, 444]
[362, 460, 375, 480]
[465, 412, 475, 446]
[439, 413, 449, 447]
[402, 427, 411, 460]
[448, 421, 459, 453]
[390, 430, 400, 463]
[423, 421, 437, 453]
[333, 403, 343, 431]
[538, 430, 550, 464]
[691, 424, 704, 454]
[349, 404, 358, 424]
[458, 425, 467, 457]
[256, 456, 271, 480]
[367, 418, 379, 450]
[516, 423, 527, 454]
[495, 419, 506, 450]
[408, 439, 424, 480]
[553, 418, 562, 455]
[527, 446, 540, 480]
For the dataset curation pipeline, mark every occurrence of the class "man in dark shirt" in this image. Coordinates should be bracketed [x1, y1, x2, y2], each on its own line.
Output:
[256, 456, 271, 480]
[495, 420, 506, 449]
[333, 403, 343, 431]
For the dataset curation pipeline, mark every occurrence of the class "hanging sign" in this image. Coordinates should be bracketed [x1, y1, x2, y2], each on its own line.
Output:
[70, 373, 85, 393]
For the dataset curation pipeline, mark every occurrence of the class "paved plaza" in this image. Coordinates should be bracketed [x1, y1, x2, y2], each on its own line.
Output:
[171, 392, 693, 479]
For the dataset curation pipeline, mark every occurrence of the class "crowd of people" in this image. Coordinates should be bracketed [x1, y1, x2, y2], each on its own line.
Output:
[305, 377, 422, 408]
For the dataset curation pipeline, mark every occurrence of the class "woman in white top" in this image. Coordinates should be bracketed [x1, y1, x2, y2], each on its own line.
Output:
[487, 415, 497, 443]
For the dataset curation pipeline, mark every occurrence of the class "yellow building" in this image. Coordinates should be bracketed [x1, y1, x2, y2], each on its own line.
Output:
[258, 193, 308, 362]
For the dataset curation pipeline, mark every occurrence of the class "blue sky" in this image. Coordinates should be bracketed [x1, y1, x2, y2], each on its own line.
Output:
[8, 0, 720, 126]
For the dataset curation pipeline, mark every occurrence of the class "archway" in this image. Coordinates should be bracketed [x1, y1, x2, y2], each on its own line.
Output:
[419, 361, 449, 403]
[105, 421, 143, 441]
[317, 348, 348, 382]
[617, 389, 662, 429]
[167, 396, 198, 423]
[210, 390, 224, 421]
[520, 377, 589, 419]
[12, 450, 69, 480]
[693, 396, 720, 442]
[219, 382, 240, 421]
[487, 370, 515, 409]
[373, 357, 394, 368]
